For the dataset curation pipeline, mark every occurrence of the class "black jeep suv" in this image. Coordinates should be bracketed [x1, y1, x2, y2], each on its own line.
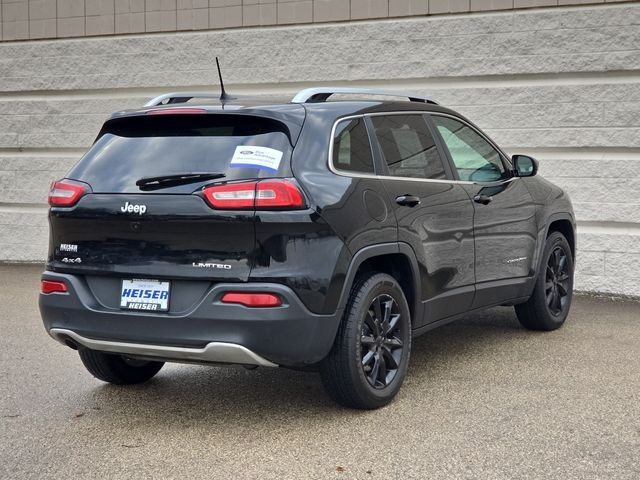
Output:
[39, 87, 575, 409]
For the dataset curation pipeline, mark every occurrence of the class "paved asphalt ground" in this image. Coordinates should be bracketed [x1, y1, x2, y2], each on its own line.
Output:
[1, 265, 638, 479]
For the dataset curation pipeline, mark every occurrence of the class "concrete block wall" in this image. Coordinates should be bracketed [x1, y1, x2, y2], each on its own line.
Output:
[0, 0, 636, 41]
[0, 2, 639, 297]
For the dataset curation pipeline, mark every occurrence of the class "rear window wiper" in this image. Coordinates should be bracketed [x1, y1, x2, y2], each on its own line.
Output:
[136, 172, 226, 191]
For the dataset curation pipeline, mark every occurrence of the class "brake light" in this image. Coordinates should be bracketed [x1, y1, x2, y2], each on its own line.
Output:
[255, 180, 305, 209]
[48, 180, 87, 207]
[202, 179, 305, 210]
[221, 292, 282, 308]
[146, 107, 207, 115]
[41, 280, 68, 294]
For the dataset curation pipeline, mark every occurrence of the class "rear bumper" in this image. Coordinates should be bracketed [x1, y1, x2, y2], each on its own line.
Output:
[39, 271, 342, 367]
[50, 328, 278, 367]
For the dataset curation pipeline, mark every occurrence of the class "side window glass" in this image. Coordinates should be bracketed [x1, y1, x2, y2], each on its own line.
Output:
[371, 115, 446, 180]
[432, 116, 505, 182]
[332, 118, 375, 174]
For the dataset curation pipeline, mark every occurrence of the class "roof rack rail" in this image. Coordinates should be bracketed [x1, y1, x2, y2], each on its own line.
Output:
[144, 92, 221, 107]
[291, 87, 438, 105]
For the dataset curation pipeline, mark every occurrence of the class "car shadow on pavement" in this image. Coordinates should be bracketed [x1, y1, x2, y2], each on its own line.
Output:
[80, 306, 537, 425]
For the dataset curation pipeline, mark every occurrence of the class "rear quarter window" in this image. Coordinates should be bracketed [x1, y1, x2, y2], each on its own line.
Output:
[332, 117, 375, 174]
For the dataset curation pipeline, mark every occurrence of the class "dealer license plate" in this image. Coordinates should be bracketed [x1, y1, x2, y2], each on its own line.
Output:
[120, 279, 170, 312]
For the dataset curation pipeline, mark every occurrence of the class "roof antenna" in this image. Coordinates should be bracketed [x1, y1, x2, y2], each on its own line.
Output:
[216, 57, 235, 102]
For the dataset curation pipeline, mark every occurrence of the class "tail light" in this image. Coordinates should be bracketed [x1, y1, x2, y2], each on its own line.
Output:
[41, 280, 68, 294]
[202, 179, 305, 210]
[221, 292, 282, 308]
[48, 180, 87, 207]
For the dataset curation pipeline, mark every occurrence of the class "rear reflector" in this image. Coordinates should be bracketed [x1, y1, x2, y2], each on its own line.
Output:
[48, 180, 87, 207]
[146, 107, 208, 115]
[41, 280, 68, 294]
[221, 292, 282, 308]
[202, 179, 305, 210]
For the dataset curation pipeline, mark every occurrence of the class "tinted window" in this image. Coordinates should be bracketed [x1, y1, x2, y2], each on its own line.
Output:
[68, 114, 293, 193]
[371, 114, 446, 180]
[332, 118, 374, 174]
[432, 115, 505, 182]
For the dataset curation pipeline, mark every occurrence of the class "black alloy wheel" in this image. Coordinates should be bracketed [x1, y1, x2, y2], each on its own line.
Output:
[360, 294, 405, 389]
[546, 246, 571, 316]
[320, 272, 412, 409]
[515, 231, 574, 331]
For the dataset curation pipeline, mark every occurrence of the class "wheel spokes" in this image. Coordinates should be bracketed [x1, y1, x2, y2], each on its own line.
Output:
[370, 353, 381, 384]
[364, 311, 378, 337]
[380, 300, 393, 332]
[553, 289, 562, 312]
[360, 293, 406, 389]
[361, 335, 376, 346]
[553, 248, 562, 269]
[545, 246, 572, 316]
[362, 350, 375, 367]
[386, 313, 401, 335]
[546, 265, 554, 281]
[381, 347, 400, 370]
[558, 254, 567, 272]
[383, 336, 403, 349]
[547, 287, 556, 308]
[557, 282, 569, 296]
[376, 353, 387, 387]
[373, 298, 383, 325]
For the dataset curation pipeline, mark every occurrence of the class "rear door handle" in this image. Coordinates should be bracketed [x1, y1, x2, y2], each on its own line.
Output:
[473, 194, 493, 205]
[396, 195, 421, 207]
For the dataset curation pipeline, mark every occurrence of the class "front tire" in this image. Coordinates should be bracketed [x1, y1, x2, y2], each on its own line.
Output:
[320, 273, 411, 409]
[78, 348, 164, 385]
[516, 231, 574, 331]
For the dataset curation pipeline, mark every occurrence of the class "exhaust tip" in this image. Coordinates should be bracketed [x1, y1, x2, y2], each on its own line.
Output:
[63, 338, 79, 350]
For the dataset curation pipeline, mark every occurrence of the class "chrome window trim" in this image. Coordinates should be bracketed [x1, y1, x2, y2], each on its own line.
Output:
[328, 112, 478, 185]
[330, 115, 378, 177]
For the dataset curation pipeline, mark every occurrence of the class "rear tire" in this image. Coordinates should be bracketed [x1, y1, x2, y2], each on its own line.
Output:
[78, 348, 164, 385]
[320, 273, 411, 409]
[516, 231, 574, 331]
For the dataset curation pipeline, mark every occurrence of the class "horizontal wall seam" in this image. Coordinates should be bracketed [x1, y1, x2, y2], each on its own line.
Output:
[0, 148, 86, 156]
[0, 204, 48, 213]
[0, 72, 639, 101]
[578, 222, 640, 235]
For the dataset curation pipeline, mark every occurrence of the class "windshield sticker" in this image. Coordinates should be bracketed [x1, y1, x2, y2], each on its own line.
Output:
[229, 146, 283, 172]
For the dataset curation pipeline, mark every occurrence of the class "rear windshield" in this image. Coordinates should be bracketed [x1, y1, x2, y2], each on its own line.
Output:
[68, 114, 294, 193]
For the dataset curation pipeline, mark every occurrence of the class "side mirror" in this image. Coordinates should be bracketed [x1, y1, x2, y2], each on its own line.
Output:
[512, 154, 538, 177]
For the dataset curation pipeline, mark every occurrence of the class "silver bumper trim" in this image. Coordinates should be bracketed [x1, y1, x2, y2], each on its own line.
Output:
[49, 328, 278, 367]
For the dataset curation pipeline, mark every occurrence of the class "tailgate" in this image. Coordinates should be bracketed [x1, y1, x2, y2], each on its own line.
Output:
[49, 193, 255, 281]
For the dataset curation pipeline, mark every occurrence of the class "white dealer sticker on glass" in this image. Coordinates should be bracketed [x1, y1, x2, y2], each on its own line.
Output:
[229, 146, 283, 173]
